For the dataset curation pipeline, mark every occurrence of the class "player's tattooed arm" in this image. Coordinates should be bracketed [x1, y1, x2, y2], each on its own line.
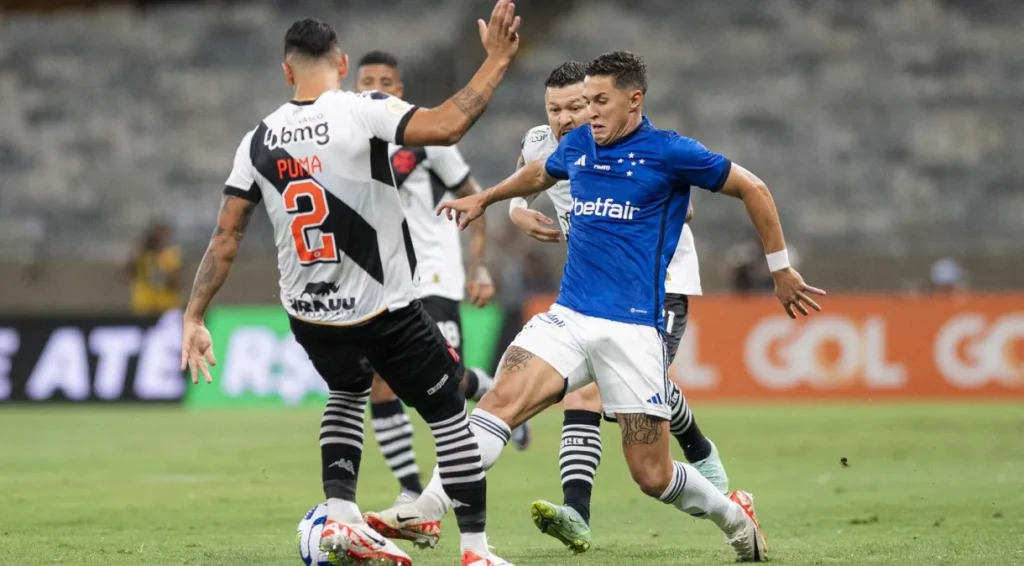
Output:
[401, 0, 520, 146]
[618, 414, 664, 446]
[183, 195, 256, 321]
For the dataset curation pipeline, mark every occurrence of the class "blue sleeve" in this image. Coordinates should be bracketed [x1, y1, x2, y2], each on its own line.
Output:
[544, 131, 572, 180]
[668, 136, 732, 192]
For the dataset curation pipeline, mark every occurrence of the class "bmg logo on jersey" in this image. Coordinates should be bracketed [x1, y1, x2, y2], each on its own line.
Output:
[265, 121, 330, 150]
[571, 197, 641, 220]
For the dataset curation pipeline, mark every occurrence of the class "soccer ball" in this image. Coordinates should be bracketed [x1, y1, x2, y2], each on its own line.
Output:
[296, 503, 334, 566]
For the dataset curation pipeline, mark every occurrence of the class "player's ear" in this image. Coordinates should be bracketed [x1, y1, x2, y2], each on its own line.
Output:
[282, 61, 295, 87]
[338, 53, 350, 82]
[629, 90, 644, 112]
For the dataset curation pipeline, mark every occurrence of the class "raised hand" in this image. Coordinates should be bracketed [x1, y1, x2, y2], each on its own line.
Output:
[478, 0, 521, 61]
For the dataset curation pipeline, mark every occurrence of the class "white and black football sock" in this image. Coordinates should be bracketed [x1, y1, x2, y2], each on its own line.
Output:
[370, 398, 422, 494]
[667, 380, 713, 462]
[560, 410, 602, 525]
[321, 389, 370, 522]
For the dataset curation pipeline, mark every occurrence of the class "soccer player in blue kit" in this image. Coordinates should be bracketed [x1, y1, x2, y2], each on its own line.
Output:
[368, 51, 825, 563]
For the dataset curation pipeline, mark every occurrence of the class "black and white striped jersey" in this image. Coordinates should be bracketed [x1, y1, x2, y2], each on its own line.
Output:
[224, 90, 420, 324]
[388, 143, 471, 302]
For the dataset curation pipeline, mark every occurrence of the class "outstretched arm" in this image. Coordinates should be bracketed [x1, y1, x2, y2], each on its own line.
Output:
[401, 0, 520, 147]
[438, 159, 558, 230]
[719, 164, 825, 318]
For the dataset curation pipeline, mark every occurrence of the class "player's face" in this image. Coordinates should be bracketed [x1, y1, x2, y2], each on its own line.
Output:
[583, 74, 643, 145]
[355, 65, 404, 98]
[544, 83, 588, 141]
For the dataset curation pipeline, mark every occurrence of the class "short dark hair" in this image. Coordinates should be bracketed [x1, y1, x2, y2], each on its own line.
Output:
[358, 50, 400, 69]
[586, 51, 647, 94]
[284, 18, 339, 59]
[544, 61, 586, 88]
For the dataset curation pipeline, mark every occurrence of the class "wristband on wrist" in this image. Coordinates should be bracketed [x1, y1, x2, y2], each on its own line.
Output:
[766, 249, 790, 272]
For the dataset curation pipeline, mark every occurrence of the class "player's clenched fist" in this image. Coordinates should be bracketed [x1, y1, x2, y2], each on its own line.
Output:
[479, 0, 521, 61]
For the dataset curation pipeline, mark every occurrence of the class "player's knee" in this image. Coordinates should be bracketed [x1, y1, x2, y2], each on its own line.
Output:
[626, 453, 674, 497]
[563, 384, 601, 412]
[412, 380, 466, 425]
[475, 378, 525, 427]
[369, 374, 397, 403]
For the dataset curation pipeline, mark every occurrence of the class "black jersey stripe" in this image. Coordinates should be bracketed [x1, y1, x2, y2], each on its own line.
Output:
[250, 121, 386, 284]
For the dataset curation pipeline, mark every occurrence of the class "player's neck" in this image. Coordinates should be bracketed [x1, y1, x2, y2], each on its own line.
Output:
[291, 73, 339, 102]
[606, 112, 643, 145]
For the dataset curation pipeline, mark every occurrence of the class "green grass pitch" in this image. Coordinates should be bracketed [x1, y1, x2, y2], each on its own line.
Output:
[1, 404, 1022, 565]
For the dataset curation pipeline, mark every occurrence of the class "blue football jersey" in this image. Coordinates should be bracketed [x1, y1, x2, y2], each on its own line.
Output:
[545, 117, 731, 329]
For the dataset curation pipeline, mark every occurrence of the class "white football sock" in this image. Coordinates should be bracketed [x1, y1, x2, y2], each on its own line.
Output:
[659, 461, 746, 534]
[460, 531, 489, 555]
[418, 408, 511, 520]
[327, 497, 363, 524]
[468, 408, 511, 469]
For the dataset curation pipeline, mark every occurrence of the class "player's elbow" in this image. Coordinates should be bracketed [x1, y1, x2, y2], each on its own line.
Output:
[209, 234, 240, 263]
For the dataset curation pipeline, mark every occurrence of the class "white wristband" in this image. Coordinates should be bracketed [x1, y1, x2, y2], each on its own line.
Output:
[766, 249, 790, 272]
[509, 197, 529, 218]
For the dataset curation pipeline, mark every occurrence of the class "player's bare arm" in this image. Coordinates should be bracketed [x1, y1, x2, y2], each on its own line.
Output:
[439, 159, 557, 230]
[180, 195, 256, 384]
[686, 201, 694, 223]
[454, 175, 495, 307]
[510, 152, 561, 243]
[401, 0, 520, 147]
[719, 164, 826, 318]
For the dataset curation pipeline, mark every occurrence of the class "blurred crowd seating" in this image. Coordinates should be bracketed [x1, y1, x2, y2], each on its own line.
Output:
[1, 0, 1022, 263]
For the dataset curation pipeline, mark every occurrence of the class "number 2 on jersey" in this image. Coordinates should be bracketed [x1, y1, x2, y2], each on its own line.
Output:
[283, 179, 339, 265]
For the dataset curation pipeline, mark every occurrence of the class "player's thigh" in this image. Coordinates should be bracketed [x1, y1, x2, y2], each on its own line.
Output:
[420, 295, 465, 364]
[563, 382, 602, 413]
[361, 301, 461, 411]
[369, 373, 397, 403]
[480, 306, 588, 427]
[289, 317, 374, 394]
[586, 318, 671, 422]
[662, 294, 689, 365]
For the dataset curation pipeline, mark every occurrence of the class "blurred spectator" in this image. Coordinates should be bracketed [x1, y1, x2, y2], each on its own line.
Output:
[929, 257, 968, 295]
[723, 231, 800, 293]
[125, 221, 182, 315]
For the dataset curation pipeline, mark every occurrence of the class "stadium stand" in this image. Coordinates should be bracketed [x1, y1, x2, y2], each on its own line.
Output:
[0, 0, 1022, 306]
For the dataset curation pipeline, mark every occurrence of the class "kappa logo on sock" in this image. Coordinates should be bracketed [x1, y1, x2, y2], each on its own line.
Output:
[328, 458, 356, 475]
[450, 499, 470, 509]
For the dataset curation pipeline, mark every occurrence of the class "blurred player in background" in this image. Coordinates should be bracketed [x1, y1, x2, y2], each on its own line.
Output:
[373, 51, 826, 563]
[507, 60, 727, 554]
[179, 4, 522, 565]
[125, 220, 182, 315]
[353, 50, 531, 507]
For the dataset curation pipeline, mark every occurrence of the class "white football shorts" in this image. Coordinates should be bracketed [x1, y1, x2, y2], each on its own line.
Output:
[510, 303, 670, 420]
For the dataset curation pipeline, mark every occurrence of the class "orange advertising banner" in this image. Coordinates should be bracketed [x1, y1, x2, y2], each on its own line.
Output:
[522, 294, 1024, 400]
